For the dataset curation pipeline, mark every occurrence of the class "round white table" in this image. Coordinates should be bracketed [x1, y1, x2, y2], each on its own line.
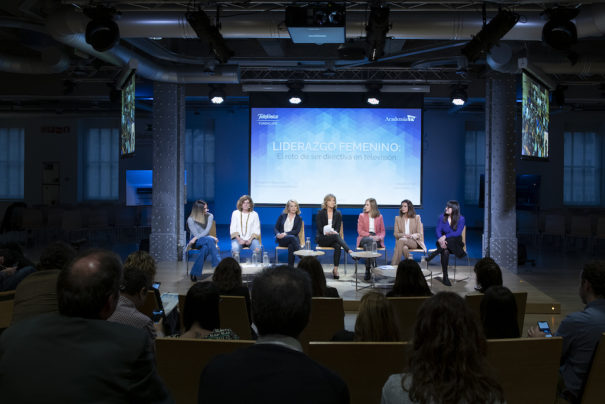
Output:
[293, 250, 326, 257]
[349, 251, 382, 291]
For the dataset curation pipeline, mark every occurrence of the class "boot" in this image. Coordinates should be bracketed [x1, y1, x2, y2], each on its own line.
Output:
[426, 248, 440, 263]
[442, 268, 452, 286]
[364, 267, 372, 281]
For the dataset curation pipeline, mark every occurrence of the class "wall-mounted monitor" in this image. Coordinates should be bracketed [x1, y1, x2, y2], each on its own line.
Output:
[250, 107, 422, 206]
[120, 72, 136, 157]
[521, 71, 549, 160]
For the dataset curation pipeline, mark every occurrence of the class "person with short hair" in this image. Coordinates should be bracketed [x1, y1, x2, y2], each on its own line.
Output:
[181, 282, 238, 340]
[198, 266, 350, 404]
[528, 260, 605, 402]
[480, 285, 520, 339]
[357, 198, 386, 281]
[274, 199, 303, 267]
[11, 241, 76, 324]
[187, 199, 220, 282]
[0, 249, 172, 403]
[387, 259, 432, 298]
[108, 250, 161, 342]
[474, 257, 503, 293]
[230, 195, 261, 254]
[381, 292, 504, 404]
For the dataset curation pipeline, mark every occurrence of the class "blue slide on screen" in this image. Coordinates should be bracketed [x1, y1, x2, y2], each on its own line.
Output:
[250, 107, 422, 206]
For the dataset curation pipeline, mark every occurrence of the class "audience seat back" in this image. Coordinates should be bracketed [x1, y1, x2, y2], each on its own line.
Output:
[298, 297, 345, 351]
[387, 296, 431, 341]
[486, 337, 562, 404]
[465, 291, 527, 334]
[581, 332, 605, 404]
[0, 290, 16, 330]
[155, 338, 254, 404]
[308, 342, 408, 404]
[218, 295, 251, 340]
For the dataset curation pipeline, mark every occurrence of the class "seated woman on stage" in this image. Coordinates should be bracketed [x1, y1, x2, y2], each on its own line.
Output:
[186, 200, 220, 282]
[356, 198, 385, 281]
[381, 292, 504, 404]
[426, 200, 466, 286]
[391, 199, 426, 266]
[316, 194, 352, 280]
[386, 259, 432, 297]
[274, 200, 303, 266]
[297, 256, 339, 297]
[230, 195, 261, 254]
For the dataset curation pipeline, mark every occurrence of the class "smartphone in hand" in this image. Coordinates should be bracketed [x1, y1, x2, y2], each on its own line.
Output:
[537, 321, 553, 337]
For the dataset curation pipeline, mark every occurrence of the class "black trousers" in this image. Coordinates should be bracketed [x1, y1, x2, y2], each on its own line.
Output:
[317, 234, 350, 267]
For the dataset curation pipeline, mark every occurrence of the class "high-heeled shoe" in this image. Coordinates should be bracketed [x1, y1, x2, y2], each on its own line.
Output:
[426, 249, 440, 263]
[332, 270, 340, 280]
[190, 274, 197, 282]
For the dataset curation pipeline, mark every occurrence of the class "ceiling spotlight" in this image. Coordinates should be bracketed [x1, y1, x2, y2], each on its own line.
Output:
[209, 86, 225, 104]
[461, 9, 519, 62]
[84, 6, 120, 52]
[366, 6, 390, 62]
[186, 9, 234, 64]
[287, 81, 304, 104]
[542, 7, 579, 51]
[450, 85, 468, 106]
[366, 82, 382, 105]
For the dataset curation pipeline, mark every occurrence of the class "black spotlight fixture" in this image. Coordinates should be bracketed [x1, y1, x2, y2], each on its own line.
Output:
[366, 82, 382, 105]
[209, 85, 225, 104]
[461, 9, 519, 62]
[450, 85, 468, 106]
[84, 6, 120, 52]
[287, 81, 304, 105]
[365, 5, 390, 62]
[542, 7, 579, 51]
[186, 9, 234, 64]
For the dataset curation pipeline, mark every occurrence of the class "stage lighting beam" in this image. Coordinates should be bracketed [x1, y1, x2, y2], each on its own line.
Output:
[209, 86, 225, 104]
[450, 85, 468, 106]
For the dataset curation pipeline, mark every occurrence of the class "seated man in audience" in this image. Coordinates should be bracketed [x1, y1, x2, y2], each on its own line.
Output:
[12, 241, 76, 324]
[529, 260, 605, 403]
[108, 250, 162, 341]
[198, 265, 350, 404]
[0, 249, 172, 403]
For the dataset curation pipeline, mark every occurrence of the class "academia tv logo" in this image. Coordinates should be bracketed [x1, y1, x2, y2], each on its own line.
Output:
[257, 113, 278, 120]
[386, 115, 416, 122]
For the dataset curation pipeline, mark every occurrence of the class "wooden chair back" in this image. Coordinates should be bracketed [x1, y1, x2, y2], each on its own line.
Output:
[155, 338, 254, 404]
[387, 296, 431, 341]
[298, 220, 306, 246]
[465, 292, 527, 334]
[308, 342, 408, 404]
[298, 297, 345, 351]
[581, 332, 605, 404]
[219, 295, 251, 340]
[177, 294, 251, 339]
[0, 290, 16, 329]
[486, 337, 562, 404]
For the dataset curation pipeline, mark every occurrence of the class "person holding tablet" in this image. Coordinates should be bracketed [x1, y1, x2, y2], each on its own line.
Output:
[230, 195, 261, 254]
[316, 194, 352, 280]
[274, 200, 303, 266]
[357, 198, 385, 281]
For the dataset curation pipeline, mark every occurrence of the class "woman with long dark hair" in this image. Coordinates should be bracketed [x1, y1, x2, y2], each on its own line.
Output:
[316, 194, 352, 280]
[426, 200, 466, 286]
[212, 257, 252, 325]
[186, 200, 220, 282]
[297, 256, 339, 297]
[381, 292, 504, 403]
[387, 259, 432, 297]
[391, 199, 426, 266]
[481, 285, 520, 339]
[357, 198, 386, 281]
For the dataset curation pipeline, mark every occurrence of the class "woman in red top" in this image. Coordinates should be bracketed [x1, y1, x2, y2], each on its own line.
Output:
[357, 198, 385, 281]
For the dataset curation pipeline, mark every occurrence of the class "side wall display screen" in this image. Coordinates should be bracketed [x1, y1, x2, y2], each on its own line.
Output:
[120, 73, 136, 157]
[521, 72, 549, 159]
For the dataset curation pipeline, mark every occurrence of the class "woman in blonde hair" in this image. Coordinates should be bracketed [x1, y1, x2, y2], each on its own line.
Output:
[230, 195, 261, 254]
[355, 291, 400, 341]
[274, 200, 303, 266]
[187, 200, 220, 282]
[316, 194, 352, 279]
[357, 198, 386, 281]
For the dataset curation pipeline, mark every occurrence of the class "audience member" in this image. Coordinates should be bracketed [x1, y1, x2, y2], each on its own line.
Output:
[198, 266, 350, 404]
[386, 259, 432, 297]
[108, 250, 162, 341]
[355, 291, 400, 341]
[181, 282, 238, 340]
[480, 285, 520, 339]
[11, 241, 76, 324]
[212, 257, 251, 323]
[297, 256, 339, 297]
[0, 247, 36, 292]
[0, 249, 172, 403]
[474, 257, 503, 293]
[528, 260, 605, 402]
[381, 292, 504, 404]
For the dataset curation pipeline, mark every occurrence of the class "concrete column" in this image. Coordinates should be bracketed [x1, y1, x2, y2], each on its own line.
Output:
[482, 72, 518, 272]
[150, 82, 186, 262]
